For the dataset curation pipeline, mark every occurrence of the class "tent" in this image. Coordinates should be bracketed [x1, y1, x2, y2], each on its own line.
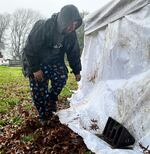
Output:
[58, 0, 150, 153]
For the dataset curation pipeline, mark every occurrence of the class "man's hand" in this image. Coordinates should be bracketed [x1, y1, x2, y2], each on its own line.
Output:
[33, 70, 44, 81]
[75, 74, 81, 81]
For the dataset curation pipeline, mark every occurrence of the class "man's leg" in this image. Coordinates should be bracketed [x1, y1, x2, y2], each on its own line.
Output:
[29, 77, 50, 121]
[41, 63, 68, 112]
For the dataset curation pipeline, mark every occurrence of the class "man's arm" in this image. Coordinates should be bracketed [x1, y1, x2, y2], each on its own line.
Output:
[65, 32, 82, 81]
[24, 20, 45, 73]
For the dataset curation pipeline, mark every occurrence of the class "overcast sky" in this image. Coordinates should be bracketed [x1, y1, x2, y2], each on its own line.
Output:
[0, 0, 111, 17]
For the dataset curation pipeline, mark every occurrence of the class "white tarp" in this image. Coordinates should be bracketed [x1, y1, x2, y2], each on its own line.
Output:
[85, 0, 150, 35]
[58, 0, 150, 153]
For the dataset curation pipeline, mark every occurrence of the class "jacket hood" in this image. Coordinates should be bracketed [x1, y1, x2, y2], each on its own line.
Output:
[57, 5, 82, 33]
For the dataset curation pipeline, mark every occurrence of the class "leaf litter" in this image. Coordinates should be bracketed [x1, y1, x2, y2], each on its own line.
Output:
[0, 98, 93, 154]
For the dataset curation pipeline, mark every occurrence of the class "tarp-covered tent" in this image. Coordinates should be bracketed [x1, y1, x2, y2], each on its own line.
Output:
[58, 0, 150, 153]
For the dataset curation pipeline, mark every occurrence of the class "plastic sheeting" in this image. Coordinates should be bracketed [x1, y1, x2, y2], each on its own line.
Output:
[58, 1, 150, 154]
[85, 0, 150, 35]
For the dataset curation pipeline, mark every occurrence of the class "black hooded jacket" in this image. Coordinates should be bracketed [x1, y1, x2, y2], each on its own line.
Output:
[22, 5, 82, 77]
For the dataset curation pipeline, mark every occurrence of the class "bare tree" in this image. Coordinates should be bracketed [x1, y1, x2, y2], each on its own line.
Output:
[10, 9, 42, 60]
[0, 13, 10, 51]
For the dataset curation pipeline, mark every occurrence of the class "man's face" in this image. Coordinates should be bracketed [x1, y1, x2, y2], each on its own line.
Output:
[65, 21, 78, 33]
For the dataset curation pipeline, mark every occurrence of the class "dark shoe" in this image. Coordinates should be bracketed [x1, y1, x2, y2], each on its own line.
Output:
[50, 101, 57, 113]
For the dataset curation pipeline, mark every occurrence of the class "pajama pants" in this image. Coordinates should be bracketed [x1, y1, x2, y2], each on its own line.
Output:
[29, 63, 68, 121]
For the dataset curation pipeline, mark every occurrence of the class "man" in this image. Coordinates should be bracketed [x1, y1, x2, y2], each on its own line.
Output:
[22, 5, 82, 125]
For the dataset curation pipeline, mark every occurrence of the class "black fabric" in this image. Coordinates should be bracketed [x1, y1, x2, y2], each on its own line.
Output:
[29, 63, 68, 120]
[57, 5, 82, 33]
[22, 5, 82, 77]
[64, 32, 81, 75]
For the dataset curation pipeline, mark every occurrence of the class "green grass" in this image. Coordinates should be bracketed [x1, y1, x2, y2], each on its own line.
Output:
[6, 98, 20, 106]
[0, 98, 20, 114]
[0, 66, 29, 114]
[0, 119, 8, 126]
[0, 66, 23, 83]
[21, 134, 34, 142]
[11, 115, 23, 125]
[23, 103, 33, 110]
[85, 151, 93, 154]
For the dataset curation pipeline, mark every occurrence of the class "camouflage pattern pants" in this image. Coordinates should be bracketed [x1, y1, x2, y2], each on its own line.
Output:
[29, 63, 68, 121]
